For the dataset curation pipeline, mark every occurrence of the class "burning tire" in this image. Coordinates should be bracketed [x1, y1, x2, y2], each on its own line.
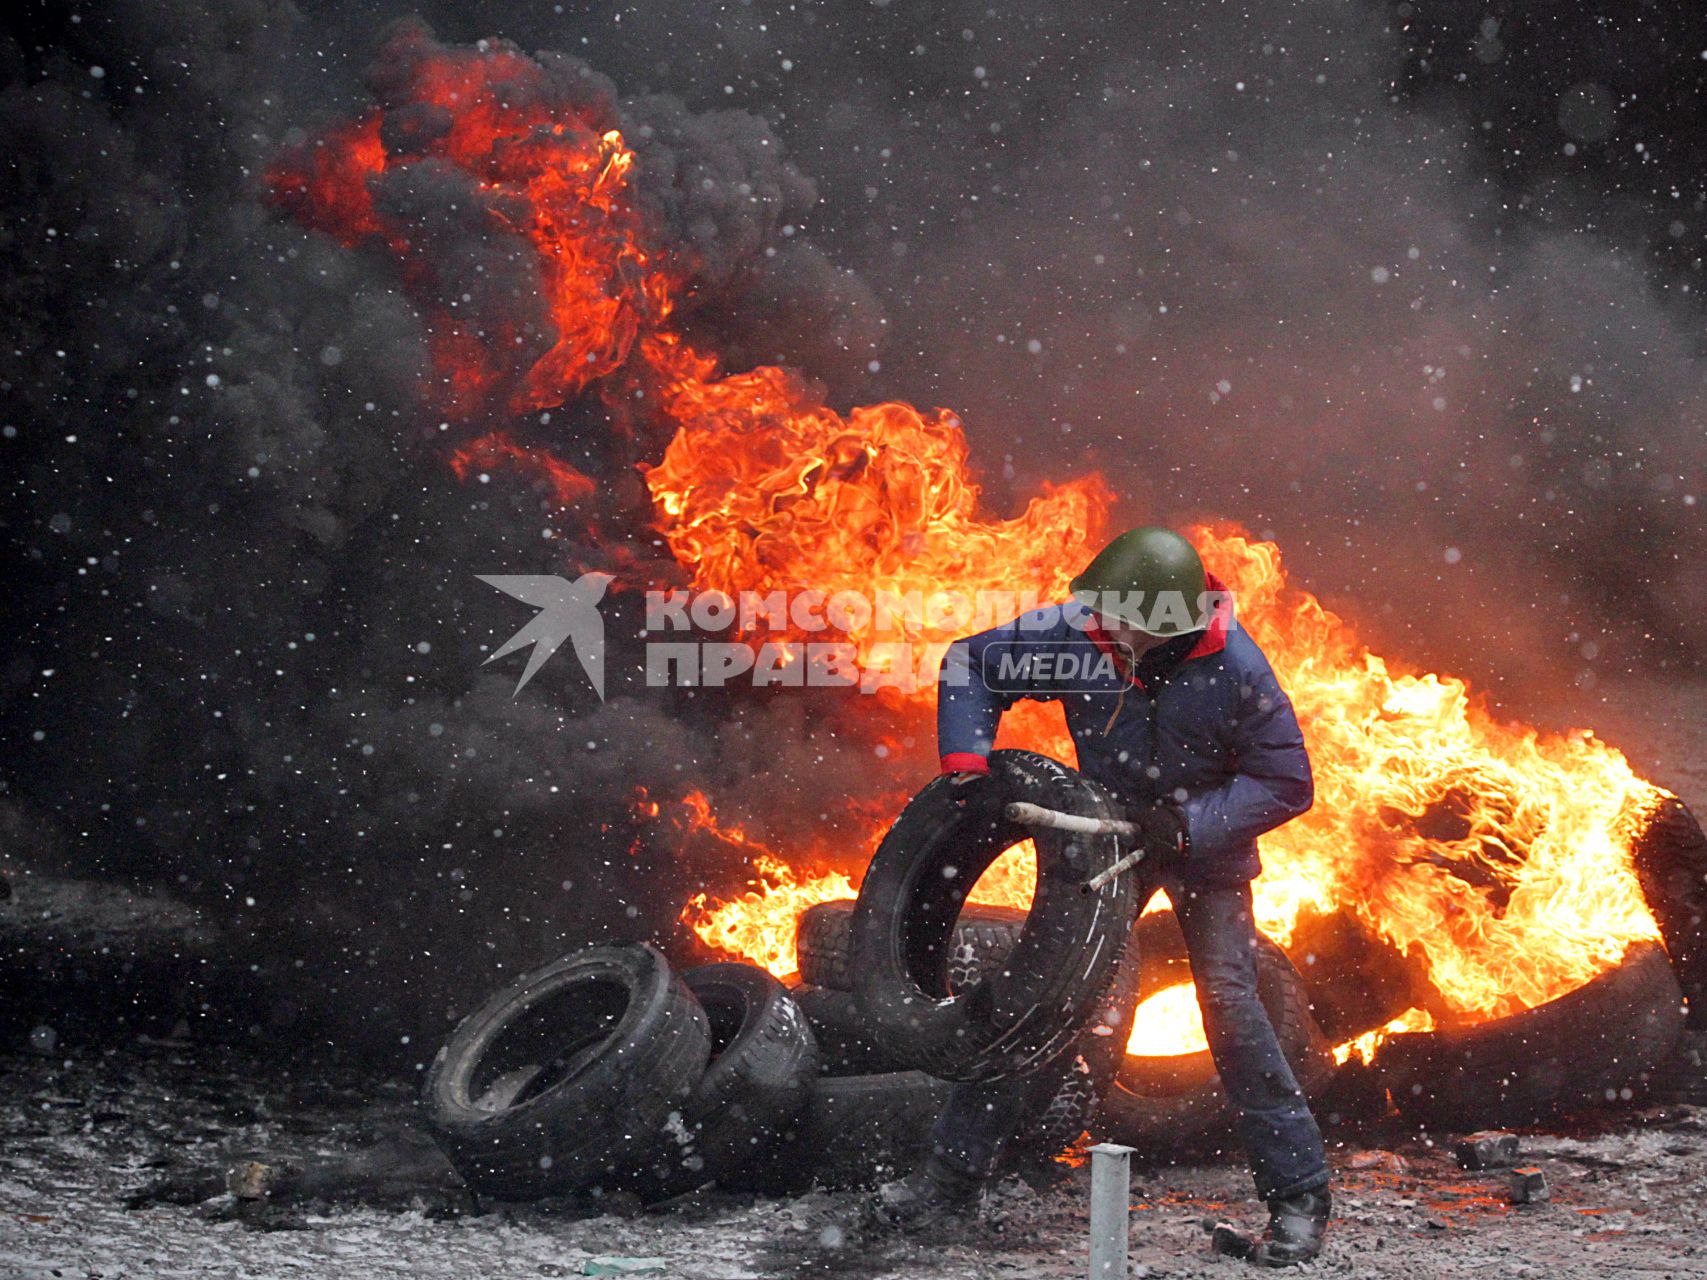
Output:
[1282, 907, 1421, 1041]
[1097, 910, 1333, 1147]
[850, 750, 1141, 1082]
[423, 943, 710, 1200]
[1374, 941, 1686, 1130]
[629, 963, 819, 1201]
[797, 900, 1026, 997]
[1630, 796, 1707, 1028]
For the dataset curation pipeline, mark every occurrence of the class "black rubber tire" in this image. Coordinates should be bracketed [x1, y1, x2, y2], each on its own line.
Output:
[1631, 797, 1707, 1029]
[1097, 909, 1334, 1147]
[798, 900, 1026, 994]
[761, 951, 1146, 1190]
[851, 750, 1142, 1082]
[812, 961, 1146, 1186]
[1650, 1028, 1707, 1105]
[1283, 907, 1422, 1041]
[629, 963, 819, 1201]
[1374, 941, 1686, 1129]
[423, 944, 710, 1200]
[791, 984, 908, 1075]
[785, 942, 1147, 1181]
[1017, 934, 1147, 1159]
[727, 1070, 955, 1193]
[800, 1071, 956, 1190]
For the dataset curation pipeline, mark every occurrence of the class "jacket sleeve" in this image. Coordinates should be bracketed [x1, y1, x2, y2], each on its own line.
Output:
[937, 611, 1064, 771]
[1176, 648, 1313, 862]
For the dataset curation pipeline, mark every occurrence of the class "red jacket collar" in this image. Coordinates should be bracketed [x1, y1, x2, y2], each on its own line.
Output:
[1083, 572, 1231, 682]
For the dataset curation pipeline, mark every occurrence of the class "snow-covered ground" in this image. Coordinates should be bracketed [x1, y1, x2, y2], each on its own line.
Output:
[1, 1031, 1705, 1279]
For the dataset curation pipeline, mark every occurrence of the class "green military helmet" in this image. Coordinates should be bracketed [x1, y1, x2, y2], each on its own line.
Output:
[1069, 526, 1208, 636]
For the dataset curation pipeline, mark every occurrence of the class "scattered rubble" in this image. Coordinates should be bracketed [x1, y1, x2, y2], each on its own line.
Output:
[1507, 1167, 1550, 1205]
[1454, 1131, 1521, 1171]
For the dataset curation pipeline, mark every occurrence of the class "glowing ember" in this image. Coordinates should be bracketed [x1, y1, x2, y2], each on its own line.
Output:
[1126, 982, 1209, 1057]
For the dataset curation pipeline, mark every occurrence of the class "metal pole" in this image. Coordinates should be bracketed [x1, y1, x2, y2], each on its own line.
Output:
[1088, 1142, 1134, 1280]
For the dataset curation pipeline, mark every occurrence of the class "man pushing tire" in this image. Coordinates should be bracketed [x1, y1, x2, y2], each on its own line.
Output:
[869, 527, 1331, 1268]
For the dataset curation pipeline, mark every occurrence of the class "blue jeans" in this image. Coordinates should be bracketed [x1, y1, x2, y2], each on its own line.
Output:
[930, 877, 1329, 1200]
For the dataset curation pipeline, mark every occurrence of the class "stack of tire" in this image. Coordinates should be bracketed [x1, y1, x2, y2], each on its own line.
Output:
[423, 769, 1706, 1199]
[422, 749, 1149, 1200]
[750, 749, 1157, 1188]
[422, 945, 822, 1202]
[830, 749, 1339, 1152]
[789, 901, 1140, 1187]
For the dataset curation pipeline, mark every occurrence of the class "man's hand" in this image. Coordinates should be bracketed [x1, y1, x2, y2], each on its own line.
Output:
[1133, 802, 1190, 869]
[943, 769, 999, 808]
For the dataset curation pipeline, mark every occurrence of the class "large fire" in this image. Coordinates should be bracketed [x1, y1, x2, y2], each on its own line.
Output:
[679, 524, 1662, 1048]
[641, 332, 1110, 680]
[272, 33, 1667, 1065]
[268, 35, 674, 418]
[1204, 533, 1661, 1023]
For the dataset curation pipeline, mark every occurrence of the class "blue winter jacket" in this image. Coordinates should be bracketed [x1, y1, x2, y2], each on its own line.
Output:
[936, 584, 1313, 885]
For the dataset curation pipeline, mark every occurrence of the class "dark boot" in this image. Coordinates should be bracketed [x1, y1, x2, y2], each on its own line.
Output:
[865, 1155, 986, 1231]
[1250, 1187, 1330, 1267]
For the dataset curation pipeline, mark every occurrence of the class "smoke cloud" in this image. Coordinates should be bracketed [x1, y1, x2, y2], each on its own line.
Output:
[3, 1, 1701, 1057]
[458, 0, 1703, 692]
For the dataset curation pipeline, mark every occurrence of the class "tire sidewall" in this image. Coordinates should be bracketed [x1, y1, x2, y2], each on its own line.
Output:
[850, 750, 1141, 1081]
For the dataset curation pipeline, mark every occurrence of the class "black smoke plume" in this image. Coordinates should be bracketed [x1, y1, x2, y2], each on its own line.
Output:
[3, 1, 1702, 1059]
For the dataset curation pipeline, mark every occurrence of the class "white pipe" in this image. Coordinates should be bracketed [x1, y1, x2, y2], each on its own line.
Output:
[1088, 1142, 1134, 1279]
[1081, 848, 1146, 894]
[1004, 801, 1138, 838]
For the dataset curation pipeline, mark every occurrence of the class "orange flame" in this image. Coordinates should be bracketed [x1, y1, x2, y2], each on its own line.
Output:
[273, 38, 1666, 1058]
[639, 334, 1111, 678]
[666, 789, 859, 978]
[1125, 983, 1209, 1057]
[1202, 531, 1662, 1023]
[450, 431, 596, 505]
[670, 785, 1040, 976]
[1333, 1007, 1438, 1067]
[268, 43, 672, 417]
